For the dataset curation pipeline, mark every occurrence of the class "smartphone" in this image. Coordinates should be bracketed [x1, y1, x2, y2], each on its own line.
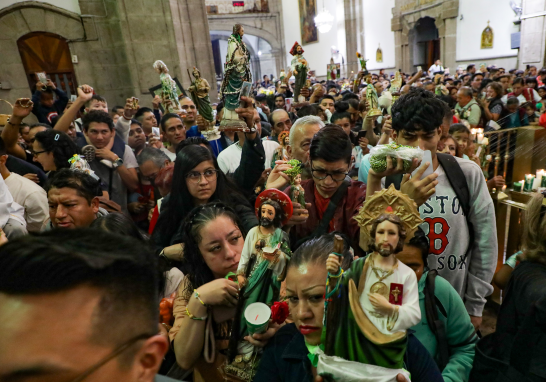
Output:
[417, 66, 422, 72]
[152, 127, 160, 137]
[36, 72, 48, 88]
[357, 130, 367, 140]
[285, 97, 293, 111]
[238, 81, 252, 105]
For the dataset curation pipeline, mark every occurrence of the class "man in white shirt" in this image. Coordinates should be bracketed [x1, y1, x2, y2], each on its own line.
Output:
[0, 138, 47, 232]
[217, 109, 279, 174]
[428, 60, 444, 76]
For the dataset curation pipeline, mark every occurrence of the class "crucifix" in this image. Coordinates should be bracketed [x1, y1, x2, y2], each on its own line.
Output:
[391, 287, 401, 303]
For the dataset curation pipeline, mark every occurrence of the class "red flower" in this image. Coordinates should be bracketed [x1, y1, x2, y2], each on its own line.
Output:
[271, 301, 289, 324]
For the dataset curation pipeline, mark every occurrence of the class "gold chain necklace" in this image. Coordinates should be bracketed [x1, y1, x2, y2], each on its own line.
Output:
[369, 254, 398, 299]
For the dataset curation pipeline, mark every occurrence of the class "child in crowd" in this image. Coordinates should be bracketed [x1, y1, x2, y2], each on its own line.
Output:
[31, 79, 69, 125]
[449, 123, 471, 160]
[525, 103, 540, 125]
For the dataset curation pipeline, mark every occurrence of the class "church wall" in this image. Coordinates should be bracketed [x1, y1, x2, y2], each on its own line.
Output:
[281, 0, 347, 79]
[363, 0, 396, 71]
[0, 0, 80, 14]
[456, 0, 519, 66]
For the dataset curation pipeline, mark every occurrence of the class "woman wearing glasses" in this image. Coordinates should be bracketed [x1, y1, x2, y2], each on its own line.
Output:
[32, 129, 79, 174]
[152, 144, 257, 253]
[285, 125, 366, 256]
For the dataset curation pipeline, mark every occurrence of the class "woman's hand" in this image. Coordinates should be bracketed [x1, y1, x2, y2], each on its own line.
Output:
[369, 293, 394, 316]
[197, 278, 239, 307]
[265, 161, 292, 190]
[244, 320, 281, 348]
[326, 254, 340, 274]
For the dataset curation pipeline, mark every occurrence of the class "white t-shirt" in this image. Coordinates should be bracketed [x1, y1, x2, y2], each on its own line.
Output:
[217, 139, 279, 174]
[4, 173, 48, 232]
[160, 147, 176, 161]
[428, 64, 444, 74]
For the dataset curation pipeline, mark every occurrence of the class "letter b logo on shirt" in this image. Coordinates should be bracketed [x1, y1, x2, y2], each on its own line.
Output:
[425, 217, 450, 255]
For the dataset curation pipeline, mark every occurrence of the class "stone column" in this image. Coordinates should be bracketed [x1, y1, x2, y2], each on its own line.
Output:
[169, 0, 217, 101]
[519, 0, 546, 69]
[440, 0, 459, 71]
[344, 0, 365, 74]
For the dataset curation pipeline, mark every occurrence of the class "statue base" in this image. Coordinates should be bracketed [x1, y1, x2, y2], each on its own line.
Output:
[367, 108, 383, 118]
[220, 108, 249, 132]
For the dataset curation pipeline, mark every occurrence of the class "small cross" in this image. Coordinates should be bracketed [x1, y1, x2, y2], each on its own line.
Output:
[391, 287, 401, 302]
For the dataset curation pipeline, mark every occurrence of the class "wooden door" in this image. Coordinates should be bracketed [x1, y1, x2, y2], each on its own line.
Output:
[17, 32, 78, 97]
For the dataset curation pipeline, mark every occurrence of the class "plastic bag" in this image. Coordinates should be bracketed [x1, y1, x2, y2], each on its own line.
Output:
[369, 143, 424, 173]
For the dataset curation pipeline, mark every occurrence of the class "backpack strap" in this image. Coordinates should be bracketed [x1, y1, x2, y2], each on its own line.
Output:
[424, 270, 450, 371]
[436, 153, 474, 256]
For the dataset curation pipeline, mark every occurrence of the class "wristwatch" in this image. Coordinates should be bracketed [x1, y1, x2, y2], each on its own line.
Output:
[112, 157, 124, 169]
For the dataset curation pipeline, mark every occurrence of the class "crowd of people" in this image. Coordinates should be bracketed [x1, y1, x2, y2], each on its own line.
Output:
[0, 57, 545, 382]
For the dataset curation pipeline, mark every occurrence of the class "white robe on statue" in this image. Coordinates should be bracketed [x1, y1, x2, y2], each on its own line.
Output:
[359, 257, 421, 335]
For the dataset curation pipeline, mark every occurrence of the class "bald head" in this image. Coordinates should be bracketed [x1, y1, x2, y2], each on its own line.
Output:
[270, 109, 292, 136]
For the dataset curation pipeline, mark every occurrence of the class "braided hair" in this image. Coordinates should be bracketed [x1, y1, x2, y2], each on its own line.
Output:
[34, 129, 80, 170]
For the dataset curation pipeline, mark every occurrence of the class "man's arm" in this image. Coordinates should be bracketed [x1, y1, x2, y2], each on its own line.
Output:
[116, 98, 139, 143]
[2, 99, 33, 160]
[53, 85, 94, 133]
[464, 161, 497, 320]
[407, 70, 423, 86]
[22, 190, 49, 233]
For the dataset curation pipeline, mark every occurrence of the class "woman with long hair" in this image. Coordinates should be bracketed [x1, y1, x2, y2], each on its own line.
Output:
[253, 233, 443, 382]
[152, 144, 257, 250]
[169, 203, 277, 382]
[32, 129, 79, 173]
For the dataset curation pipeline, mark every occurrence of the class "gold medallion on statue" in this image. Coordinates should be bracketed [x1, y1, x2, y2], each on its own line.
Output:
[370, 281, 389, 298]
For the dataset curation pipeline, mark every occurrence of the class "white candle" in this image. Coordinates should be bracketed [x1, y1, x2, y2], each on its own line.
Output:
[477, 128, 484, 135]
[471, 128, 477, 135]
[477, 133, 484, 144]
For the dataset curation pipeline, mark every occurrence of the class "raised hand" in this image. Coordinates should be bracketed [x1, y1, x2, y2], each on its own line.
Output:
[46, 79, 56, 90]
[326, 253, 340, 275]
[123, 97, 139, 119]
[77, 85, 94, 103]
[11, 98, 34, 121]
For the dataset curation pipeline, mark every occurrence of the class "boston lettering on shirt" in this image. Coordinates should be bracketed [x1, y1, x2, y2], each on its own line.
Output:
[418, 165, 470, 298]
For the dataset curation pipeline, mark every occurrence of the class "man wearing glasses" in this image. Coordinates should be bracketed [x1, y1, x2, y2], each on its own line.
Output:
[285, 125, 367, 256]
[0, 229, 177, 382]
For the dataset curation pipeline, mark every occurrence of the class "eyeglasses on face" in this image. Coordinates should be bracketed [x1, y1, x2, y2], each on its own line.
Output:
[310, 162, 348, 182]
[185, 169, 219, 184]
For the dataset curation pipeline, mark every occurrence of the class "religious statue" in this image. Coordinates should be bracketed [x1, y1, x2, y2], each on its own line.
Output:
[290, 41, 309, 102]
[376, 44, 383, 63]
[315, 185, 423, 381]
[220, 23, 252, 131]
[327, 58, 338, 81]
[188, 66, 213, 122]
[356, 52, 368, 72]
[283, 159, 305, 207]
[366, 83, 382, 117]
[270, 131, 289, 168]
[481, 21, 494, 49]
[390, 71, 403, 105]
[225, 190, 293, 380]
[279, 69, 286, 83]
[153, 60, 182, 113]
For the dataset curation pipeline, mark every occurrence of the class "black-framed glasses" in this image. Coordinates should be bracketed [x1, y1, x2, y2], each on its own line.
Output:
[310, 162, 348, 182]
[185, 169, 219, 184]
[33, 150, 47, 157]
[69, 332, 153, 382]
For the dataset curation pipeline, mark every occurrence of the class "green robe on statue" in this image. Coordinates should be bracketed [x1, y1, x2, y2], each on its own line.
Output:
[323, 256, 407, 370]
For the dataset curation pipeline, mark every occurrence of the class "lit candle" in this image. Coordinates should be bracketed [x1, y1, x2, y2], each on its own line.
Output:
[471, 128, 477, 135]
[481, 137, 489, 146]
[502, 185, 507, 191]
[477, 133, 484, 144]
[477, 128, 484, 135]
[524, 174, 535, 192]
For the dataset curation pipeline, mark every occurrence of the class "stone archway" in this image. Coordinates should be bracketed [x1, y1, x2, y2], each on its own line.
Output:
[0, 2, 87, 102]
[208, 14, 285, 81]
[392, 0, 459, 72]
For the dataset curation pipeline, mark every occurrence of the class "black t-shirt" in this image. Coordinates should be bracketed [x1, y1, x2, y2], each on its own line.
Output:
[6, 155, 48, 187]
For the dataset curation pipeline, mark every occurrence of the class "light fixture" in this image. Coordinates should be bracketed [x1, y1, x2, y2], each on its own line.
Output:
[314, 0, 334, 34]
[258, 50, 262, 56]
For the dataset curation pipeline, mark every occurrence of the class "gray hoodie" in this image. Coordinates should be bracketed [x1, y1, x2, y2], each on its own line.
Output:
[418, 157, 497, 317]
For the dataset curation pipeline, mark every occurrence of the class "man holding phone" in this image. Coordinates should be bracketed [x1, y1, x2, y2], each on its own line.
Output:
[366, 88, 497, 332]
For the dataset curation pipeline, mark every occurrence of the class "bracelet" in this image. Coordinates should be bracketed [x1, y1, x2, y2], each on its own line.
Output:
[193, 289, 208, 306]
[328, 268, 344, 279]
[185, 306, 207, 321]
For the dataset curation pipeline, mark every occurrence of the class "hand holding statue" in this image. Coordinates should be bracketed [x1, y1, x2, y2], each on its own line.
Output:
[237, 275, 247, 288]
[123, 97, 139, 119]
[46, 79, 56, 90]
[326, 253, 341, 275]
[152, 95, 162, 110]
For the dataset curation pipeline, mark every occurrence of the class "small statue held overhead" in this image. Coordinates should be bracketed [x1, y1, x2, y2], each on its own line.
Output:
[188, 66, 213, 123]
[290, 42, 309, 102]
[283, 159, 305, 207]
[153, 60, 182, 113]
[327, 58, 338, 81]
[366, 83, 382, 117]
[220, 23, 252, 131]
